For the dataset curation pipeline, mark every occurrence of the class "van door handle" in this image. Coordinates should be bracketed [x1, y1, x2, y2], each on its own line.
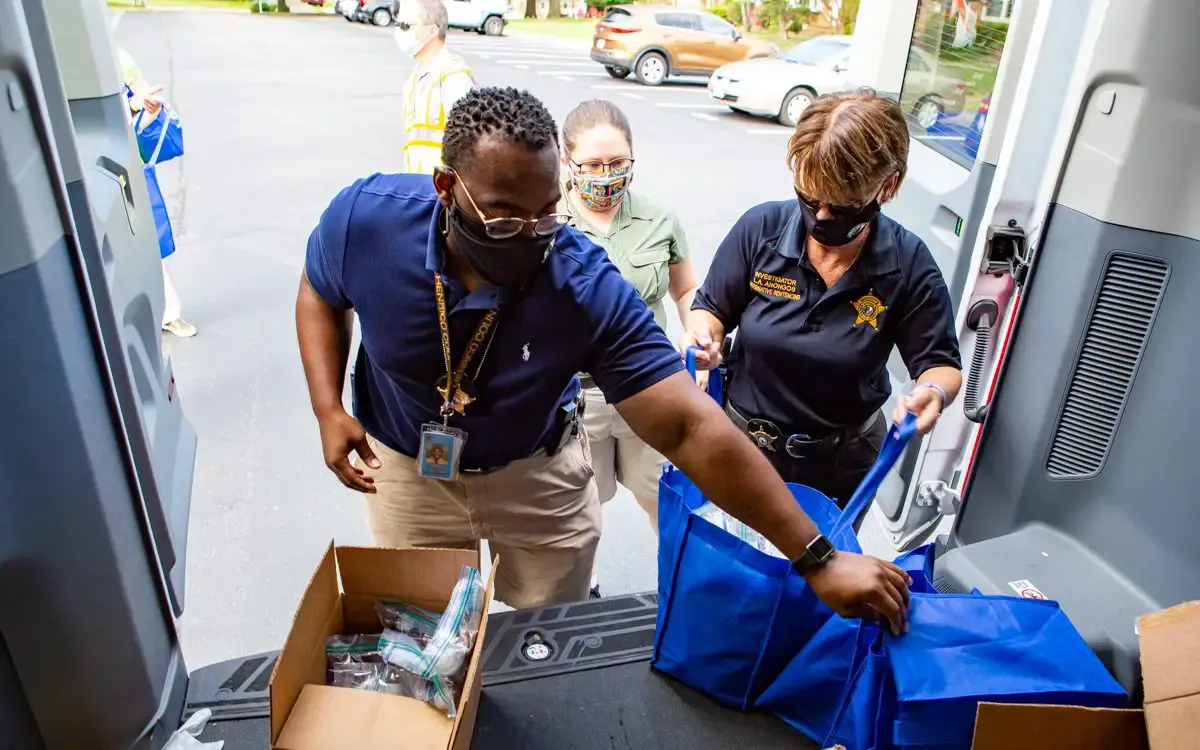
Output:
[96, 156, 137, 233]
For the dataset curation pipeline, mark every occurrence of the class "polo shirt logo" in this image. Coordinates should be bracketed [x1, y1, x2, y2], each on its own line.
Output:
[522, 343, 531, 362]
[852, 290, 888, 330]
[751, 271, 803, 301]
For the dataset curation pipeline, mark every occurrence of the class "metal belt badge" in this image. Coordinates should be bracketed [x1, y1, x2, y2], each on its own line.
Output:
[417, 423, 466, 481]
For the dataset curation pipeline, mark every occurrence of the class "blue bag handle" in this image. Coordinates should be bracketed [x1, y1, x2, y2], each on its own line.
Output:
[834, 412, 918, 535]
[685, 346, 722, 404]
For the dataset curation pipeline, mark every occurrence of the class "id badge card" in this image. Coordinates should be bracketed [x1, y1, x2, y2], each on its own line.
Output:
[417, 423, 466, 481]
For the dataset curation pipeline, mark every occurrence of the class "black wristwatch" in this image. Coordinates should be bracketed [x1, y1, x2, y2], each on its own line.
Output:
[791, 534, 837, 577]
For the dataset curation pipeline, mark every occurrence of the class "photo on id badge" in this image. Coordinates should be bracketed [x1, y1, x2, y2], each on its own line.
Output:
[418, 425, 461, 481]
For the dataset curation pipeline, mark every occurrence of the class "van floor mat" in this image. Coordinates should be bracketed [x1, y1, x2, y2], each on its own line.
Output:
[474, 661, 816, 750]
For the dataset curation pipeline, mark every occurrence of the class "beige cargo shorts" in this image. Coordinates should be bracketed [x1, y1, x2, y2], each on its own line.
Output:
[580, 386, 664, 533]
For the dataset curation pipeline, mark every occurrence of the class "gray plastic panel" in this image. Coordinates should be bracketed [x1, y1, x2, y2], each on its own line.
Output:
[184, 651, 278, 723]
[952, 206, 1200, 697]
[1, 1, 189, 747]
[481, 592, 658, 685]
[1056, 0, 1200, 244]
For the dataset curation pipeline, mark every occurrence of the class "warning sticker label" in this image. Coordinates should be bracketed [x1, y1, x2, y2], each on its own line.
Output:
[1008, 579, 1047, 600]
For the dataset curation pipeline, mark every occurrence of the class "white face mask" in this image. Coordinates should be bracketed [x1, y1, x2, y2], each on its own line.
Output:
[394, 25, 426, 56]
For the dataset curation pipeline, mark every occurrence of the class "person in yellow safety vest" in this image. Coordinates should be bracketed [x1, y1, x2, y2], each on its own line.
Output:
[395, 0, 477, 175]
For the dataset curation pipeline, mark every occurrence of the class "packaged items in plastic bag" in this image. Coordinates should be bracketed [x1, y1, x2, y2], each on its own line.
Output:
[375, 600, 441, 640]
[379, 628, 427, 674]
[325, 634, 383, 691]
[377, 663, 459, 718]
[695, 502, 786, 558]
[415, 566, 484, 680]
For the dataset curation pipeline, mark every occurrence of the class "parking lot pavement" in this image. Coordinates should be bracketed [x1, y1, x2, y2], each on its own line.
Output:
[116, 10, 801, 669]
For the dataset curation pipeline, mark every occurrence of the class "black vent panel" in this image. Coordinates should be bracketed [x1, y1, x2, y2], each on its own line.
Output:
[1046, 254, 1169, 478]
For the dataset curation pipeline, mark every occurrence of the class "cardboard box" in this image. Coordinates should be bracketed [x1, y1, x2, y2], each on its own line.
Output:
[969, 600, 1200, 750]
[269, 543, 495, 750]
[1139, 600, 1200, 749]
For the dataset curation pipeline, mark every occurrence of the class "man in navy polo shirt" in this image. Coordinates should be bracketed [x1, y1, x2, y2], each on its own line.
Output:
[297, 87, 911, 631]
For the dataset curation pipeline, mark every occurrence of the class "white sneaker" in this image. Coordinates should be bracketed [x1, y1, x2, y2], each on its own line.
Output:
[162, 318, 197, 338]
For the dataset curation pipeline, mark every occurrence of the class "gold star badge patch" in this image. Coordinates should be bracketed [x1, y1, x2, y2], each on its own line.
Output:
[852, 290, 887, 330]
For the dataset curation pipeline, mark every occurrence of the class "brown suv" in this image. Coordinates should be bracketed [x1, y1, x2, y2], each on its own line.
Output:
[591, 5, 777, 86]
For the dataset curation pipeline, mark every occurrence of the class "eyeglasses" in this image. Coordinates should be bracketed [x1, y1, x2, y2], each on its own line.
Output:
[569, 156, 635, 176]
[396, 21, 419, 31]
[455, 172, 568, 239]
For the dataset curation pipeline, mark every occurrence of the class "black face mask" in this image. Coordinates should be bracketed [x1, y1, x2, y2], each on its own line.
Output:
[446, 203, 553, 290]
[796, 192, 881, 247]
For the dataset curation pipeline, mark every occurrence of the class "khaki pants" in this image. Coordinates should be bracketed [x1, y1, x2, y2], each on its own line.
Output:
[359, 432, 601, 609]
[581, 386, 663, 533]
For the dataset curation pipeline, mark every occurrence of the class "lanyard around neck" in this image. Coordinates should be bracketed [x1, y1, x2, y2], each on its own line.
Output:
[434, 273, 499, 420]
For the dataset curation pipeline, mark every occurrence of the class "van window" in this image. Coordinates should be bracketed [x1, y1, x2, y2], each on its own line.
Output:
[899, 0, 1015, 167]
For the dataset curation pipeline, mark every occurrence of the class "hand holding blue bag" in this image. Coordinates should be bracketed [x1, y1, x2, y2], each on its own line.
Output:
[134, 101, 184, 260]
[134, 102, 184, 165]
[652, 358, 918, 709]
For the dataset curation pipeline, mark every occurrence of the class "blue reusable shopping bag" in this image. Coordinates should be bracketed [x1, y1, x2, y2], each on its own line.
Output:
[132, 98, 183, 259]
[652, 360, 918, 708]
[143, 166, 176, 260]
[820, 593, 1129, 750]
[756, 544, 938, 745]
[134, 103, 185, 165]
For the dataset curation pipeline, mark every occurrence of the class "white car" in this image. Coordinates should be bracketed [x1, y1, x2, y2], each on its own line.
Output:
[336, 0, 359, 20]
[709, 35, 853, 128]
[444, 0, 509, 36]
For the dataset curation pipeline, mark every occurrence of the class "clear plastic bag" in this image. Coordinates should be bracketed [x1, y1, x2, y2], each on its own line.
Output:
[377, 663, 459, 718]
[696, 502, 786, 558]
[163, 708, 224, 750]
[326, 633, 383, 691]
[415, 566, 484, 680]
[379, 628, 427, 674]
[375, 600, 441, 640]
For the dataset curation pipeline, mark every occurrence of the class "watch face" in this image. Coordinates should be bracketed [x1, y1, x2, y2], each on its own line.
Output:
[809, 535, 836, 562]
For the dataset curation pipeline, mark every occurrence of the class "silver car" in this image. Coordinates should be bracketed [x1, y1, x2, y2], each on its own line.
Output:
[709, 36, 854, 128]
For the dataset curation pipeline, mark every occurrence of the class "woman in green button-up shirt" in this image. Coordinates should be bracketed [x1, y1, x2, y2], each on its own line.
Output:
[562, 100, 700, 595]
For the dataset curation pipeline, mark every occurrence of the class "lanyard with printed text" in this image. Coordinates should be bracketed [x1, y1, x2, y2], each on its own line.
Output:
[434, 273, 499, 424]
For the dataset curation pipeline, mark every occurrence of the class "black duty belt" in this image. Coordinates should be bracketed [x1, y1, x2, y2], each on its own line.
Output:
[726, 401, 880, 459]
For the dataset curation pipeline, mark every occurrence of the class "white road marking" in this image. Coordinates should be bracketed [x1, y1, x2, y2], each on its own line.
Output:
[558, 76, 575, 82]
[591, 84, 707, 93]
[538, 70, 607, 77]
[691, 112, 720, 122]
[498, 59, 596, 67]
[744, 128, 792, 135]
[655, 102, 726, 110]
[621, 92, 644, 100]
[515, 64, 530, 70]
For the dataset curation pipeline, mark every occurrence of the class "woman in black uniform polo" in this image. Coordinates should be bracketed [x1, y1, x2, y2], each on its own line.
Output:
[684, 90, 962, 524]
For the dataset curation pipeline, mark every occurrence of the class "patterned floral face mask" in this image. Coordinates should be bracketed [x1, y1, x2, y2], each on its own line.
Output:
[572, 165, 633, 212]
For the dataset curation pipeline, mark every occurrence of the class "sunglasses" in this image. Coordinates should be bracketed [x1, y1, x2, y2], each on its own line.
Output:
[796, 191, 873, 218]
[455, 172, 568, 239]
